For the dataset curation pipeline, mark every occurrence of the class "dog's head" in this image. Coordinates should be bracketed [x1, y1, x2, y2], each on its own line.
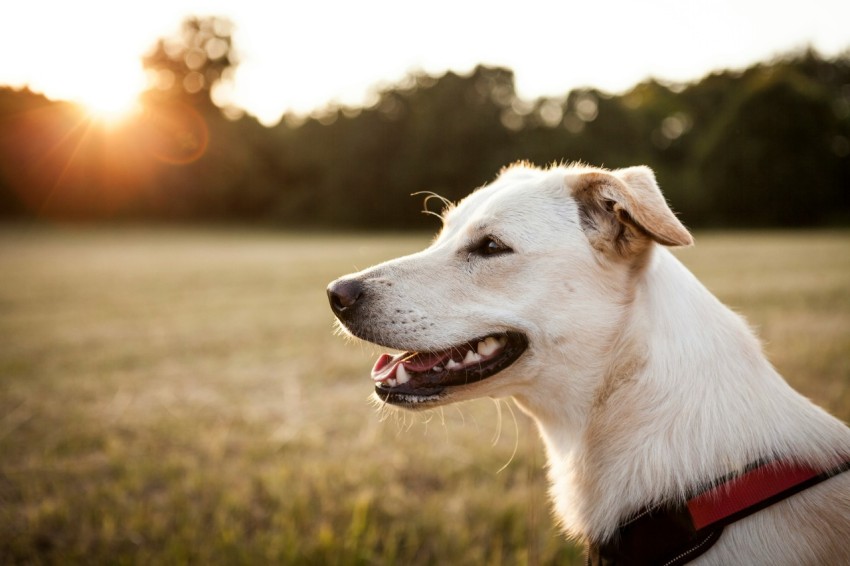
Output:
[327, 163, 691, 411]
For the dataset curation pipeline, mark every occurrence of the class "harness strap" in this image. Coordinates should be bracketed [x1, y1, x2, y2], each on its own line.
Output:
[586, 459, 850, 566]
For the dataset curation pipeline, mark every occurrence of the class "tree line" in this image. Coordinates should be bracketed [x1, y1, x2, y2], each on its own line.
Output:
[1, 17, 848, 229]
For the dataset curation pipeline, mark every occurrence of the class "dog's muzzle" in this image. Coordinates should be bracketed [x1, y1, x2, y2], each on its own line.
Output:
[327, 275, 529, 408]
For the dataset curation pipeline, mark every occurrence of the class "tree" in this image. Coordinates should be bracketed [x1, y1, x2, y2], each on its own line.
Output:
[696, 70, 843, 226]
[2, 37, 849, 228]
[142, 17, 237, 108]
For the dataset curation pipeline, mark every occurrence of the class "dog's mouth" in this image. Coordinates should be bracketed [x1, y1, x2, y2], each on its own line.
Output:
[371, 332, 528, 406]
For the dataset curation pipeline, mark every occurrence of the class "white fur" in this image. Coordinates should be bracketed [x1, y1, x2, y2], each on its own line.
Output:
[330, 163, 850, 563]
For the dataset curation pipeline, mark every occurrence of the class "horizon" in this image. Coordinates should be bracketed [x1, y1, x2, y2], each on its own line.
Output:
[3, 44, 843, 128]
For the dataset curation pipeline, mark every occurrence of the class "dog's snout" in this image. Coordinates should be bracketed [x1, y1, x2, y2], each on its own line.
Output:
[327, 279, 364, 317]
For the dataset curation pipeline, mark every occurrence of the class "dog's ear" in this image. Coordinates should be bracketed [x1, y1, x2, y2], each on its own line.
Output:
[567, 166, 693, 258]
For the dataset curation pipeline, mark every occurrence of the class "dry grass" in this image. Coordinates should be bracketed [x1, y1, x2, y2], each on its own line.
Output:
[0, 226, 847, 565]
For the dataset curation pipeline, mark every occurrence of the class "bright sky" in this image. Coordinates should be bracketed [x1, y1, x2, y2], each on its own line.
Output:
[1, 0, 848, 126]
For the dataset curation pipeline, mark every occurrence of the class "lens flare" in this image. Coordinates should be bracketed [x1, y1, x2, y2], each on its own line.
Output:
[138, 101, 209, 164]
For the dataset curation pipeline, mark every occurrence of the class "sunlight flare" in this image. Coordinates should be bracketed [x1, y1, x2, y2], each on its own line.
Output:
[76, 83, 142, 125]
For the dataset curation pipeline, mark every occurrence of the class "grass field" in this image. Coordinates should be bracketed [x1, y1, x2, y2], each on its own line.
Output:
[1, 226, 848, 565]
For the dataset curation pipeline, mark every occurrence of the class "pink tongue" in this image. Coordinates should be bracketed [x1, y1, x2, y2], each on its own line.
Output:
[371, 349, 454, 382]
[373, 353, 393, 373]
[371, 353, 402, 382]
[403, 351, 449, 371]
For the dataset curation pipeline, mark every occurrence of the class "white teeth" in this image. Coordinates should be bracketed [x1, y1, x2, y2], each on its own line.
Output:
[464, 350, 482, 364]
[446, 359, 461, 370]
[396, 364, 410, 385]
[498, 336, 508, 347]
[433, 366, 443, 372]
[388, 378, 397, 387]
[477, 336, 501, 357]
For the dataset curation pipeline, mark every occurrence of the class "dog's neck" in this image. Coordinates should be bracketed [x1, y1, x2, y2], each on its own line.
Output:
[516, 246, 850, 542]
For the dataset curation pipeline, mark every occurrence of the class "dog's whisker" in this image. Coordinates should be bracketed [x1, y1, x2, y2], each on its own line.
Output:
[490, 398, 503, 447]
[421, 410, 435, 426]
[452, 404, 466, 428]
[412, 190, 453, 226]
[495, 400, 520, 475]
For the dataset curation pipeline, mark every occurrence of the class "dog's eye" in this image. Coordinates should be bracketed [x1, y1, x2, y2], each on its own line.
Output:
[470, 236, 512, 257]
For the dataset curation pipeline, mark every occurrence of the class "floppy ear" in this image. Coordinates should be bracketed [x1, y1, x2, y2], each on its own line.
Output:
[566, 166, 693, 258]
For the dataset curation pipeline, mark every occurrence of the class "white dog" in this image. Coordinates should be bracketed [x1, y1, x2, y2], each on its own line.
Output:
[327, 163, 850, 565]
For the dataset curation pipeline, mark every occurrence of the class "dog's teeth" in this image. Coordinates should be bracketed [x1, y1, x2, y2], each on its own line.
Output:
[396, 363, 410, 384]
[477, 336, 501, 356]
[433, 366, 443, 372]
[498, 336, 507, 347]
[464, 350, 482, 364]
[446, 359, 461, 370]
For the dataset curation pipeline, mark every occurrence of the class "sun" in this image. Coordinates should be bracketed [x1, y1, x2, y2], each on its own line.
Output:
[70, 63, 147, 126]
[77, 82, 143, 125]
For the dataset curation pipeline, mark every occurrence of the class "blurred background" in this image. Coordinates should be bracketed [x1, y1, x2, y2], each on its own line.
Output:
[1, 1, 848, 564]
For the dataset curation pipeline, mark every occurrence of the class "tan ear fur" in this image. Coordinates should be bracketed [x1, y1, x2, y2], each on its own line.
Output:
[567, 166, 693, 258]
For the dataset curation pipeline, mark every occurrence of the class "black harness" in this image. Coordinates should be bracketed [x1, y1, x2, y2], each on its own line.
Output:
[586, 459, 850, 566]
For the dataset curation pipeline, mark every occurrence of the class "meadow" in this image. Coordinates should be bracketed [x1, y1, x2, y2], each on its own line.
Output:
[1, 227, 848, 565]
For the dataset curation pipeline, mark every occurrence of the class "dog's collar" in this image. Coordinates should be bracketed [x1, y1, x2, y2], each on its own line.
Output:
[586, 458, 850, 566]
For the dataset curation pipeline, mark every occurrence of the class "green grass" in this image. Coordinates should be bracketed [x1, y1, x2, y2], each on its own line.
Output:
[0, 227, 848, 565]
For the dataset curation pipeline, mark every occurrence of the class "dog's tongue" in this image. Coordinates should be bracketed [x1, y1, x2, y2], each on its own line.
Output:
[371, 350, 449, 382]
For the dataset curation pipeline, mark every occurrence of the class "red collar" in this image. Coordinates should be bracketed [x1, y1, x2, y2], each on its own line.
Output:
[687, 459, 848, 530]
[587, 459, 850, 566]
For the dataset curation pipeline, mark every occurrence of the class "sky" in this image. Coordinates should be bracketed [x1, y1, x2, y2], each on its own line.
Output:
[1, 0, 849, 126]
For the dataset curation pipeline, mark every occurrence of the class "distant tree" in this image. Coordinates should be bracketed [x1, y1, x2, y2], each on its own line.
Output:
[2, 39, 849, 228]
[134, 16, 271, 222]
[142, 16, 237, 108]
[696, 71, 842, 226]
[0, 88, 58, 217]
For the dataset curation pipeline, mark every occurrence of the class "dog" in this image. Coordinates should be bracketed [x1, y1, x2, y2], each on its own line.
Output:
[327, 162, 850, 564]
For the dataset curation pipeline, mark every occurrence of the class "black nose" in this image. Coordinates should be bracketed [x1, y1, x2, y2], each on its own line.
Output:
[327, 279, 364, 317]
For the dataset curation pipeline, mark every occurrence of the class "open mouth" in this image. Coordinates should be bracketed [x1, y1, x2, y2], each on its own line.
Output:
[371, 332, 528, 406]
